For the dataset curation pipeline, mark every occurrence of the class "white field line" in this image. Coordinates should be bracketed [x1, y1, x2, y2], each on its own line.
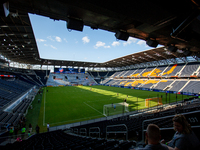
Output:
[50, 114, 103, 125]
[83, 102, 103, 115]
[43, 88, 46, 126]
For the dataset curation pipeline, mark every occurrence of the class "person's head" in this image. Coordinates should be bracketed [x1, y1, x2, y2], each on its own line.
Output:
[145, 124, 161, 144]
[172, 114, 191, 134]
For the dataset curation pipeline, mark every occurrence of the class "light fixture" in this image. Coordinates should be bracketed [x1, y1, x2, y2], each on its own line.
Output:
[66, 18, 84, 32]
[183, 49, 192, 56]
[146, 39, 158, 48]
[167, 45, 177, 52]
[115, 31, 129, 41]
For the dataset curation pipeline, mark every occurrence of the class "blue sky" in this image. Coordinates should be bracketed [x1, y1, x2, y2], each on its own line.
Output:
[29, 13, 155, 63]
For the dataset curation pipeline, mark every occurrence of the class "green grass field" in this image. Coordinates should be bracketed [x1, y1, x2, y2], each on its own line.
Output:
[28, 85, 191, 132]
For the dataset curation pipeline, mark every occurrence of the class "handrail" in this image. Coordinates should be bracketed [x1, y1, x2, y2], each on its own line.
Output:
[80, 128, 87, 136]
[89, 127, 100, 138]
[106, 124, 128, 140]
[142, 110, 200, 143]
[73, 128, 78, 134]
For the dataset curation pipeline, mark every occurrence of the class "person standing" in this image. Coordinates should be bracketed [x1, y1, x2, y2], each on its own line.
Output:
[29, 123, 32, 133]
[36, 125, 40, 134]
[47, 123, 50, 132]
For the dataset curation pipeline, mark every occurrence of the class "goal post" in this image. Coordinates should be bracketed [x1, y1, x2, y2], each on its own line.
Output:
[103, 102, 129, 117]
[145, 97, 163, 107]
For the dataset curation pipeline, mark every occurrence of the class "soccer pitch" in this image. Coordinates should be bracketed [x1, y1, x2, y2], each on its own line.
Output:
[38, 85, 190, 128]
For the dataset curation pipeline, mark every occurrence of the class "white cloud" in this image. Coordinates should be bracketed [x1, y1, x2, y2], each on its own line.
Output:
[44, 44, 48, 46]
[112, 41, 120, 47]
[37, 39, 46, 42]
[47, 36, 55, 41]
[94, 41, 111, 49]
[137, 40, 146, 46]
[104, 45, 111, 48]
[123, 37, 137, 46]
[82, 36, 90, 44]
[50, 45, 57, 49]
[94, 41, 105, 49]
[55, 36, 62, 42]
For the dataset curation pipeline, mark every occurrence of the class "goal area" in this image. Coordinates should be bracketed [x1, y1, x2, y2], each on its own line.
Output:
[145, 97, 163, 107]
[103, 102, 129, 116]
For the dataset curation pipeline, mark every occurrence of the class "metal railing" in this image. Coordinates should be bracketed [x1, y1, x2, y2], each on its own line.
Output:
[89, 127, 100, 138]
[80, 128, 87, 136]
[106, 124, 128, 140]
[142, 110, 200, 143]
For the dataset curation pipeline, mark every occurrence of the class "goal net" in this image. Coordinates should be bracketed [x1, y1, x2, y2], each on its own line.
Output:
[103, 102, 129, 117]
[145, 97, 163, 107]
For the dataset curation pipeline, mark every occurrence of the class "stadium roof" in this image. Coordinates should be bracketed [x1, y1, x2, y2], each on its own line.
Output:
[0, 0, 200, 68]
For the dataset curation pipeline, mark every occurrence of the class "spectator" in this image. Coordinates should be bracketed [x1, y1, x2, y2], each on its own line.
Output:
[47, 123, 50, 132]
[161, 114, 200, 150]
[16, 136, 22, 142]
[28, 131, 31, 137]
[135, 124, 168, 150]
[21, 126, 26, 139]
[29, 123, 32, 133]
[9, 126, 14, 137]
[36, 125, 40, 134]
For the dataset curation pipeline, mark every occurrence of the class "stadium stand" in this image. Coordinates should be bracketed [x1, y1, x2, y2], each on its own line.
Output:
[141, 67, 156, 77]
[0, 129, 137, 150]
[130, 68, 145, 77]
[168, 80, 188, 92]
[46, 72, 97, 86]
[181, 80, 200, 94]
[101, 63, 200, 95]
[161, 64, 183, 77]
[148, 65, 168, 77]
[179, 62, 200, 77]
[0, 65, 200, 149]
[153, 80, 173, 90]
[140, 80, 160, 89]
[34, 70, 50, 85]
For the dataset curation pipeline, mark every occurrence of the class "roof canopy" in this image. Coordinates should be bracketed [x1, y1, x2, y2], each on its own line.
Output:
[0, 0, 200, 68]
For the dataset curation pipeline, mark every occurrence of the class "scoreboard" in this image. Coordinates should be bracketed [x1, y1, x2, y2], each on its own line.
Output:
[54, 68, 85, 73]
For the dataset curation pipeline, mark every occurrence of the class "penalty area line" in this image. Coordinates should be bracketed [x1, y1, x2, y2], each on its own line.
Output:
[83, 102, 103, 115]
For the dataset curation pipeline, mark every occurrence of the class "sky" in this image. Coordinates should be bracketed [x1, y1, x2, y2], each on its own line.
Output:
[29, 13, 157, 63]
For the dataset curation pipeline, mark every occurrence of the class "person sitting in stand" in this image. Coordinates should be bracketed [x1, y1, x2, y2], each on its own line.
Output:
[161, 114, 200, 150]
[134, 124, 168, 150]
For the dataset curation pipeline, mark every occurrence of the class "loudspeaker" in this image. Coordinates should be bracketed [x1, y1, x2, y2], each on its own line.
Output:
[67, 18, 83, 31]
[183, 50, 192, 56]
[115, 31, 129, 41]
[0, 2, 9, 17]
[146, 39, 158, 48]
[167, 45, 178, 52]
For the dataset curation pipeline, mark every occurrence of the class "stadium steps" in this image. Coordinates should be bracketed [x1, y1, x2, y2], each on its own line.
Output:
[193, 65, 200, 76]
[178, 80, 190, 92]
[175, 63, 187, 77]
[163, 79, 176, 91]
[159, 65, 170, 76]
